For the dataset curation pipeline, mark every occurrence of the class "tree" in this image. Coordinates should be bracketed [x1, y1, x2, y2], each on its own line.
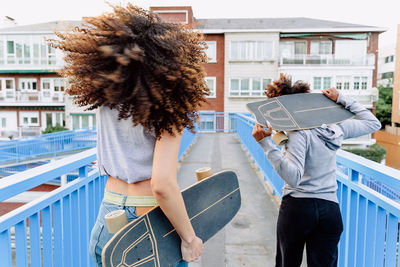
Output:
[375, 85, 393, 129]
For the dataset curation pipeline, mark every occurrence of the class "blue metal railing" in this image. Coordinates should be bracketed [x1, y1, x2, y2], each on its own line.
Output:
[234, 112, 400, 267]
[0, 127, 199, 267]
[0, 128, 97, 166]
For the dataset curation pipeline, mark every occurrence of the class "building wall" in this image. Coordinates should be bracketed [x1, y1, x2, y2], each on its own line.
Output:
[224, 32, 280, 113]
[377, 43, 395, 87]
[201, 34, 224, 112]
[392, 25, 400, 124]
[375, 130, 400, 169]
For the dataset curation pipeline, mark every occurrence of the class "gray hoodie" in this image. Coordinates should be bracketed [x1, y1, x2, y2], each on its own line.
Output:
[259, 92, 381, 203]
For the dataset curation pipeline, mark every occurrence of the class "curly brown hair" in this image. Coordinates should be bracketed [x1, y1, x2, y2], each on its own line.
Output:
[265, 73, 310, 98]
[48, 3, 209, 138]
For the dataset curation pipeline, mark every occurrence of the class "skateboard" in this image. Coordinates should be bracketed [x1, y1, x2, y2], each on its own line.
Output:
[102, 170, 241, 267]
[246, 93, 354, 131]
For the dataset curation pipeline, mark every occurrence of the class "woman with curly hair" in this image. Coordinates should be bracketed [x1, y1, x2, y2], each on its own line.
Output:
[49, 4, 209, 267]
[252, 74, 381, 267]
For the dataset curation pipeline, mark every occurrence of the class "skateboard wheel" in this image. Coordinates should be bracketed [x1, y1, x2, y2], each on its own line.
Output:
[196, 167, 212, 181]
[105, 209, 128, 234]
[273, 131, 288, 146]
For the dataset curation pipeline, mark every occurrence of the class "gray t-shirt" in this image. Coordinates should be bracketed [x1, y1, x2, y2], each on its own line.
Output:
[259, 93, 381, 203]
[96, 106, 156, 183]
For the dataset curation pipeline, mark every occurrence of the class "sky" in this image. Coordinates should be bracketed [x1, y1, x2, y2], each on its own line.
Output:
[1, 0, 399, 48]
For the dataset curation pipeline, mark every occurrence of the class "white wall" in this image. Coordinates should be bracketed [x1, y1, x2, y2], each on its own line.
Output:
[224, 32, 280, 113]
[0, 111, 17, 131]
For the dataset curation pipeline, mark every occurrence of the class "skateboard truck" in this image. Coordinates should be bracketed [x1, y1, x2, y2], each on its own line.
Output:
[266, 121, 288, 146]
[105, 209, 128, 234]
[195, 167, 212, 181]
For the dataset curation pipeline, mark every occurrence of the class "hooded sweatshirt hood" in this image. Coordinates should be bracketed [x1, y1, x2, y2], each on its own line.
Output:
[313, 124, 344, 151]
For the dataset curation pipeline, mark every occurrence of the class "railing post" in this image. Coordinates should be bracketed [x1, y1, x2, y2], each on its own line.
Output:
[79, 165, 89, 178]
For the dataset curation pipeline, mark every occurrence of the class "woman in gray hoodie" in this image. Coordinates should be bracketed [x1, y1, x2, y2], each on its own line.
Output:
[252, 74, 381, 267]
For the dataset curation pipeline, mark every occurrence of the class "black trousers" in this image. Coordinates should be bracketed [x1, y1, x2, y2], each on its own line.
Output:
[276, 195, 343, 267]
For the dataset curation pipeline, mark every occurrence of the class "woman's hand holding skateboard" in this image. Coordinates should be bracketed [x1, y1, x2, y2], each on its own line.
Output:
[252, 123, 272, 142]
[322, 88, 339, 102]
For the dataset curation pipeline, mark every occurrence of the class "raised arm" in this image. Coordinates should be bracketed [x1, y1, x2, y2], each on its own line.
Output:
[253, 124, 307, 187]
[151, 130, 203, 262]
[322, 88, 381, 139]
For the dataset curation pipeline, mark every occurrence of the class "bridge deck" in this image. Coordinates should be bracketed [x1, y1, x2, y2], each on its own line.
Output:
[177, 133, 279, 267]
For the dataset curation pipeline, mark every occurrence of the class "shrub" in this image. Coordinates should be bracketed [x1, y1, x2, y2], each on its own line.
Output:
[42, 124, 68, 134]
[344, 144, 386, 163]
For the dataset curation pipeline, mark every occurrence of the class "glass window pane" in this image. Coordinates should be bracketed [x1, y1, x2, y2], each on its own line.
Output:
[252, 79, 261, 91]
[295, 42, 306, 54]
[231, 79, 239, 91]
[241, 79, 249, 91]
[82, 115, 89, 128]
[0, 40, 3, 64]
[362, 77, 368, 89]
[7, 41, 14, 54]
[262, 79, 271, 90]
[46, 113, 52, 126]
[92, 115, 96, 127]
[1, 118, 6, 128]
[231, 41, 238, 60]
[310, 42, 319, 54]
[313, 77, 321, 90]
[240, 42, 246, 60]
[323, 77, 331, 89]
[31, 117, 38, 124]
[6, 79, 14, 89]
[23, 117, 28, 124]
[72, 116, 79, 129]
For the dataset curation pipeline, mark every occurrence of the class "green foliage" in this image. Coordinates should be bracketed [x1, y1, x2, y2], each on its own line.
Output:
[375, 85, 393, 128]
[42, 124, 68, 134]
[344, 144, 386, 163]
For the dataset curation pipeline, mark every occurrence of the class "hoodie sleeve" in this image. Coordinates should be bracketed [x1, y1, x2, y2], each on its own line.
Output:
[336, 92, 382, 139]
[258, 131, 307, 187]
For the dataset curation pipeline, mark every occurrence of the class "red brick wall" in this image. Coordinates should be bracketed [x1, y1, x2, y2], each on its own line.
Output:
[368, 32, 379, 87]
[0, 73, 60, 91]
[200, 34, 225, 112]
[150, 6, 194, 27]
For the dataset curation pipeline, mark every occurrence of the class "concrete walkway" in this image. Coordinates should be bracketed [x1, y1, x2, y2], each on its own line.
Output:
[177, 133, 279, 267]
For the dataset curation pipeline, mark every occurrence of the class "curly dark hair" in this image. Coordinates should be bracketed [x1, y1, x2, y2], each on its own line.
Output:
[48, 3, 209, 138]
[265, 73, 310, 98]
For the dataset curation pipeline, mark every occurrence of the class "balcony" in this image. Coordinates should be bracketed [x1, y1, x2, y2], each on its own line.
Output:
[0, 58, 64, 72]
[0, 91, 65, 105]
[0, 114, 399, 266]
[279, 53, 375, 66]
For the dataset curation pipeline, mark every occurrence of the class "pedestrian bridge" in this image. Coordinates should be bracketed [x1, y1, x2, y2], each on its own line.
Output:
[1, 113, 400, 267]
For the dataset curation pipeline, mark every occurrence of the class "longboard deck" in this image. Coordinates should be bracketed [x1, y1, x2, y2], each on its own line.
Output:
[102, 170, 241, 267]
[246, 93, 354, 131]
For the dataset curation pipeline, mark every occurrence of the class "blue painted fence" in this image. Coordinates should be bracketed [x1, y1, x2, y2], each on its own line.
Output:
[0, 128, 97, 166]
[234, 113, 400, 267]
[0, 127, 198, 267]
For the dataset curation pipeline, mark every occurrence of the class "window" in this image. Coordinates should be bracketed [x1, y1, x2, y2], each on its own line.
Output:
[1, 118, 6, 128]
[385, 55, 395, 63]
[7, 40, 15, 64]
[205, 77, 216, 98]
[199, 113, 215, 131]
[71, 114, 95, 129]
[54, 79, 65, 91]
[361, 77, 368, 89]
[335, 40, 367, 63]
[280, 41, 306, 58]
[354, 77, 360, 90]
[20, 111, 39, 126]
[230, 77, 271, 97]
[382, 72, 394, 79]
[310, 41, 332, 55]
[19, 79, 38, 91]
[336, 76, 351, 90]
[313, 77, 331, 90]
[0, 40, 3, 64]
[205, 41, 217, 63]
[231, 41, 273, 61]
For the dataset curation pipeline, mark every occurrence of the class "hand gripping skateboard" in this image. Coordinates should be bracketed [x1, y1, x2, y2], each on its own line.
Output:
[246, 93, 354, 145]
[102, 170, 241, 267]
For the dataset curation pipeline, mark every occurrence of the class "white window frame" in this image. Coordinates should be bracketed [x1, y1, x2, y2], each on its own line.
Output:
[205, 41, 217, 63]
[336, 76, 351, 90]
[0, 78, 16, 99]
[230, 41, 274, 61]
[152, 10, 189, 24]
[71, 114, 95, 129]
[229, 77, 271, 97]
[205, 77, 216, 98]
[40, 78, 65, 100]
[313, 77, 332, 90]
[310, 41, 332, 55]
[19, 78, 38, 91]
[19, 111, 40, 127]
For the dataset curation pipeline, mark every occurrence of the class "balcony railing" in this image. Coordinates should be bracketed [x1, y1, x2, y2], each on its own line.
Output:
[0, 91, 65, 103]
[279, 53, 375, 66]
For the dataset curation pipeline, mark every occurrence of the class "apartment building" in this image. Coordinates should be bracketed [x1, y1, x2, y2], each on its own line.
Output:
[378, 43, 396, 87]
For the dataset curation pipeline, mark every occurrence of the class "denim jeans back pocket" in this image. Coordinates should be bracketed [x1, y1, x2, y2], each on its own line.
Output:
[89, 220, 105, 265]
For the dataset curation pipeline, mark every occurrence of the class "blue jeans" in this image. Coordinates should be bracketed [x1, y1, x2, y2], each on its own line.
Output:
[89, 195, 188, 267]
